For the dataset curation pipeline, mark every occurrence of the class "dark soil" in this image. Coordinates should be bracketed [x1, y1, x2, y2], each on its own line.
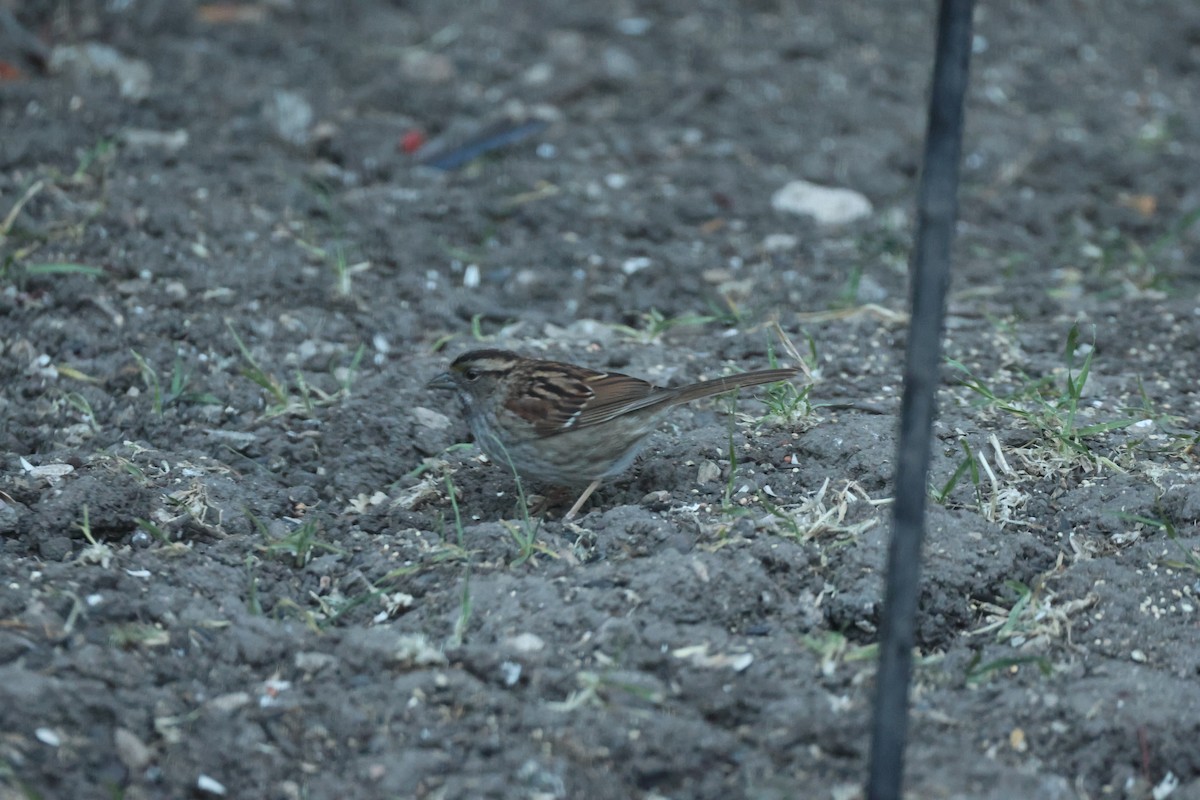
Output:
[2, 2, 1199, 798]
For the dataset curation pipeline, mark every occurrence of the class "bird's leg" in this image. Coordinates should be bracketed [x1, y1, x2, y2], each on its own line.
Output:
[563, 479, 602, 521]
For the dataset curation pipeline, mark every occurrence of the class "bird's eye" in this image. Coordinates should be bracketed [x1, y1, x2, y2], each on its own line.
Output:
[463, 367, 481, 381]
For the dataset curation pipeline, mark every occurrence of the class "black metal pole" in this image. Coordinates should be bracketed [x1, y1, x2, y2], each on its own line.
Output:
[866, 1, 975, 798]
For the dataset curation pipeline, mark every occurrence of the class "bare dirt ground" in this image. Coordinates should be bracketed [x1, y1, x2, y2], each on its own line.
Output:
[2, 2, 1199, 798]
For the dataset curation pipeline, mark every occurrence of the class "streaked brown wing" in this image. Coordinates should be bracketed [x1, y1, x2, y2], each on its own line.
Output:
[502, 360, 662, 436]
[567, 371, 664, 430]
[571, 366, 799, 429]
[500, 361, 642, 437]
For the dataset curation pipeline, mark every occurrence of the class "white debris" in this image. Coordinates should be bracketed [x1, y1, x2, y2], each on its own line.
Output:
[264, 90, 314, 147]
[506, 633, 546, 653]
[36, 728, 61, 747]
[761, 233, 799, 253]
[621, 256, 653, 275]
[197, 774, 227, 796]
[771, 180, 872, 225]
[500, 661, 522, 686]
[120, 128, 189, 152]
[411, 407, 452, 431]
[51, 43, 152, 100]
[20, 458, 75, 479]
[463, 263, 481, 288]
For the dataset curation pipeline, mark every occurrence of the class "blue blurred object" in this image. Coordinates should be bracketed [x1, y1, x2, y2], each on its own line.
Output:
[419, 118, 549, 171]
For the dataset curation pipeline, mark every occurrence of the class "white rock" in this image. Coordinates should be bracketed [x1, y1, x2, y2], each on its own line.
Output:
[621, 256, 653, 275]
[51, 43, 152, 100]
[506, 632, 546, 652]
[120, 128, 189, 152]
[114, 728, 152, 771]
[197, 774, 226, 796]
[771, 180, 872, 225]
[264, 90, 314, 147]
[605, 173, 629, 190]
[208, 692, 251, 713]
[616, 17, 652, 36]
[696, 460, 722, 485]
[463, 263, 481, 288]
[761, 233, 799, 253]
[412, 407, 452, 431]
[602, 46, 640, 80]
[500, 661, 522, 686]
[294, 651, 339, 673]
[35, 728, 61, 747]
[523, 62, 553, 85]
[394, 633, 448, 666]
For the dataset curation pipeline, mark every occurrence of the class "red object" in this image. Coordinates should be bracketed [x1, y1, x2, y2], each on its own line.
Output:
[400, 129, 426, 154]
[0, 61, 23, 81]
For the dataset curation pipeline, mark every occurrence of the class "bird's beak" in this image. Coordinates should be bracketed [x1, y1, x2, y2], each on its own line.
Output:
[426, 372, 456, 391]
